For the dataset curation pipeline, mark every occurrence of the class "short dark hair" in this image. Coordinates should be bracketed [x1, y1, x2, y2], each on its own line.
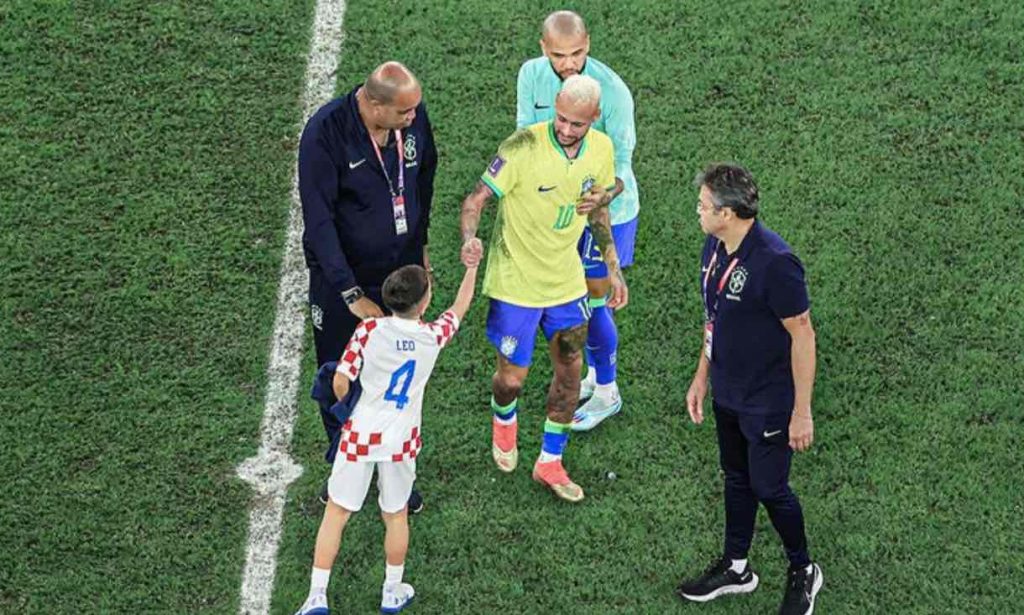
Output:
[694, 163, 759, 219]
[382, 265, 430, 315]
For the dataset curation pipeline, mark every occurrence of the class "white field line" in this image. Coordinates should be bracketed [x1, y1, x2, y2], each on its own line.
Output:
[235, 1, 346, 613]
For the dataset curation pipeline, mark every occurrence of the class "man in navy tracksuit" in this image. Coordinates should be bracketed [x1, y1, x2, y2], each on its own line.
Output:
[676, 164, 823, 615]
[299, 61, 437, 511]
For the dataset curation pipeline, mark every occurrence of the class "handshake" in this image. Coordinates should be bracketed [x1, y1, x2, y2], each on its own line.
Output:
[460, 237, 484, 268]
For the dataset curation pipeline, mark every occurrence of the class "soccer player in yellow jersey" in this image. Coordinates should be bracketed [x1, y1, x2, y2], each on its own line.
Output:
[459, 75, 628, 502]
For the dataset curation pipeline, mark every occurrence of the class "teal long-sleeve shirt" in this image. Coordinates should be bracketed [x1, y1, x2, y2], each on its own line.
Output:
[516, 56, 640, 225]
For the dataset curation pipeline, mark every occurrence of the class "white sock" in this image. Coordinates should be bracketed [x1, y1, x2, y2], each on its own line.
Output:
[384, 563, 404, 588]
[594, 382, 619, 401]
[310, 566, 330, 595]
[538, 451, 561, 463]
[494, 413, 517, 426]
[729, 559, 748, 574]
[583, 367, 597, 385]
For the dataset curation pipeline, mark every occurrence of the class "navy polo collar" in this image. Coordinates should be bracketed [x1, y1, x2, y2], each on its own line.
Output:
[723, 219, 762, 262]
[345, 87, 397, 149]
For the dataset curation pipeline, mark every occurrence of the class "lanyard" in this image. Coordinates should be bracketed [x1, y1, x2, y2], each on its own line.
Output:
[369, 129, 404, 198]
[702, 242, 739, 322]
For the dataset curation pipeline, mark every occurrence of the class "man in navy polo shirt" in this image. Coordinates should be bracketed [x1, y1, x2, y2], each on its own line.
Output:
[299, 61, 437, 512]
[675, 164, 823, 615]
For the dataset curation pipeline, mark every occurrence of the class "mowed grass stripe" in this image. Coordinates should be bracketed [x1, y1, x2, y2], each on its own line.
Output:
[1, 2, 314, 612]
[236, 0, 348, 613]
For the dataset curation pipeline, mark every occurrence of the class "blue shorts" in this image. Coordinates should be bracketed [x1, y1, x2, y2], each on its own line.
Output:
[486, 296, 591, 367]
[578, 216, 639, 279]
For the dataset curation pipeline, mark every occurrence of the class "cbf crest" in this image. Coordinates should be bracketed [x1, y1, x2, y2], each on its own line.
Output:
[404, 133, 417, 165]
[580, 175, 596, 196]
[725, 266, 748, 301]
[500, 336, 518, 358]
[404, 133, 417, 159]
[310, 304, 324, 330]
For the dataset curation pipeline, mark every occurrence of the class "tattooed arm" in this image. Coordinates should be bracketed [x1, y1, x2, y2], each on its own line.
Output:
[460, 180, 494, 266]
[587, 206, 629, 309]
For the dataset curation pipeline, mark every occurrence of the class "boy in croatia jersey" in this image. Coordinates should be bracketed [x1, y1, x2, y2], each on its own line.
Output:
[294, 262, 477, 615]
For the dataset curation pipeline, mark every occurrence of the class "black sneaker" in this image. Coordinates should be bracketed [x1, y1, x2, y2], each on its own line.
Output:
[407, 489, 424, 515]
[675, 557, 759, 602]
[318, 479, 330, 505]
[779, 562, 823, 615]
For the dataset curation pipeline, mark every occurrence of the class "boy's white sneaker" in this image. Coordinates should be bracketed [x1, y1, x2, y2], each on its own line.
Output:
[380, 582, 415, 614]
[294, 593, 329, 615]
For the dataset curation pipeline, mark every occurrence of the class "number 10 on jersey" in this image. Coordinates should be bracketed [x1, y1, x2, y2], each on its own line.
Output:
[553, 204, 574, 229]
[384, 360, 417, 410]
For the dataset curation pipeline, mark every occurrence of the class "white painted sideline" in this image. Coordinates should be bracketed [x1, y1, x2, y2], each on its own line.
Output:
[235, 1, 347, 613]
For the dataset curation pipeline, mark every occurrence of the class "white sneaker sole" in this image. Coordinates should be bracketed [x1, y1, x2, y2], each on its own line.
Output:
[380, 596, 413, 614]
[571, 399, 623, 432]
[381, 584, 415, 614]
[491, 443, 518, 473]
[678, 572, 759, 602]
[805, 564, 824, 615]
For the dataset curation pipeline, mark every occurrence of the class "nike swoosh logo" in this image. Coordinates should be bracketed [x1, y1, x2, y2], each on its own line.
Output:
[763, 430, 782, 438]
[538, 185, 557, 192]
[348, 159, 366, 169]
[534, 103, 550, 109]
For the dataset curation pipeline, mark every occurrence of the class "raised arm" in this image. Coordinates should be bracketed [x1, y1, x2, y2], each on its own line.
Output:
[460, 180, 495, 266]
[447, 265, 479, 322]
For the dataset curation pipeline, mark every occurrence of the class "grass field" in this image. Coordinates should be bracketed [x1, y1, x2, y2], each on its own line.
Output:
[2, 1, 1022, 613]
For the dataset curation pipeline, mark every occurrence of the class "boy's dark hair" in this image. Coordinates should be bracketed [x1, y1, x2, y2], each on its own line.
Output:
[382, 265, 430, 315]
[694, 163, 759, 219]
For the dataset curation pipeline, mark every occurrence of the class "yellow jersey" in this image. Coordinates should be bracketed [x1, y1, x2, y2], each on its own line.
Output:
[480, 121, 616, 307]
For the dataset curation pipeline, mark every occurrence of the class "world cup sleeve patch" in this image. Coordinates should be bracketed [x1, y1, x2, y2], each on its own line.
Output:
[487, 155, 506, 177]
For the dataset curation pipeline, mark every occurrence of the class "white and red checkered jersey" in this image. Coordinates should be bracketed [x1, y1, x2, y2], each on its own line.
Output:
[335, 310, 460, 462]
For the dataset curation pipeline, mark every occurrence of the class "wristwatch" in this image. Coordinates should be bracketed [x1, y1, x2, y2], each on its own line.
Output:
[341, 286, 364, 306]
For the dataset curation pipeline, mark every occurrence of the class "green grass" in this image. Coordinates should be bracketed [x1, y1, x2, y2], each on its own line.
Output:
[2, 1, 1022, 613]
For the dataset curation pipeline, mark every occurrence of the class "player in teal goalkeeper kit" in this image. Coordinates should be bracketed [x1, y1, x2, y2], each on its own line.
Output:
[516, 10, 639, 432]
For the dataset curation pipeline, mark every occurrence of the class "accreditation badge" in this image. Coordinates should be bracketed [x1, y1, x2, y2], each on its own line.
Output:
[704, 321, 714, 361]
[393, 194, 408, 235]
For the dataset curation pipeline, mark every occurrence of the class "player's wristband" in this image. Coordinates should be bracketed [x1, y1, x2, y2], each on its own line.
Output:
[341, 286, 364, 306]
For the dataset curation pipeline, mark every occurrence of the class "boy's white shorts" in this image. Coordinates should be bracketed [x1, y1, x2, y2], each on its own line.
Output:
[327, 458, 416, 514]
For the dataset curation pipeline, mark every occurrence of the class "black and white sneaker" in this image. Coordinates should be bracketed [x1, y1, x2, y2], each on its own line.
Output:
[779, 562, 823, 615]
[407, 489, 424, 515]
[675, 557, 759, 602]
[318, 479, 330, 505]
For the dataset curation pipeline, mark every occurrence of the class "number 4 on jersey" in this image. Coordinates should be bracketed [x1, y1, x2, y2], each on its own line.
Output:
[384, 360, 417, 410]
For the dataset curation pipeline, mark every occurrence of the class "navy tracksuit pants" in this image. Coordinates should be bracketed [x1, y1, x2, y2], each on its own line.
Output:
[308, 268, 387, 442]
[714, 401, 811, 568]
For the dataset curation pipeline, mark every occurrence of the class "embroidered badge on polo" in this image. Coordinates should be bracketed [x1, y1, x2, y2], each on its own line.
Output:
[310, 304, 324, 330]
[726, 266, 748, 300]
